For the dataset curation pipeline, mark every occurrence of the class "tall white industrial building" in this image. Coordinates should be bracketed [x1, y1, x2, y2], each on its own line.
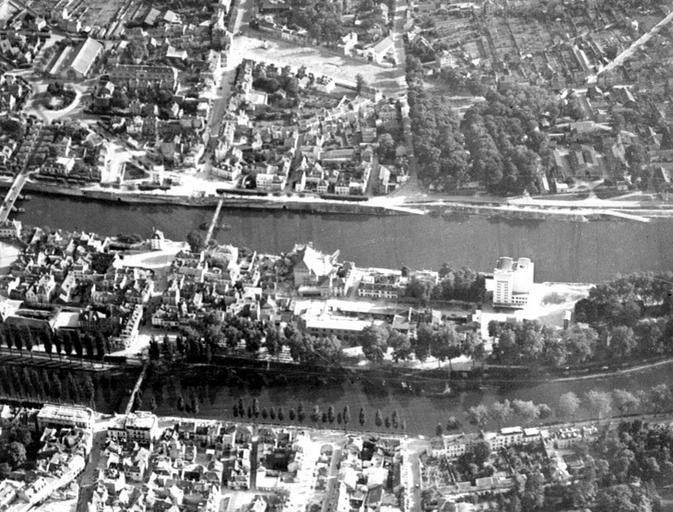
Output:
[493, 257, 534, 308]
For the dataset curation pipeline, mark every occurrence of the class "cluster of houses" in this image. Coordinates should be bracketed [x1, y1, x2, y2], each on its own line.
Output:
[410, 0, 654, 89]
[91, 414, 301, 512]
[0, 228, 155, 350]
[151, 242, 266, 330]
[212, 58, 408, 195]
[334, 436, 401, 512]
[0, 74, 32, 114]
[426, 423, 600, 498]
[0, 116, 107, 183]
[0, 404, 94, 512]
[406, 0, 673, 194]
[0, 13, 47, 70]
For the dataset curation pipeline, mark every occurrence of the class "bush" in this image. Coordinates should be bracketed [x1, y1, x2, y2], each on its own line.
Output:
[542, 292, 566, 305]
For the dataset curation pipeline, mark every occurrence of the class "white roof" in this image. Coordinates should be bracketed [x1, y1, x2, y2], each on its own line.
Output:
[125, 412, 157, 430]
[305, 315, 371, 332]
[38, 404, 93, 423]
[500, 426, 523, 435]
[70, 38, 102, 76]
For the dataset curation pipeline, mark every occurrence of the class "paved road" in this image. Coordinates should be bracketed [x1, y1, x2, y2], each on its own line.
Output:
[402, 438, 428, 512]
[76, 428, 107, 512]
[321, 447, 342, 512]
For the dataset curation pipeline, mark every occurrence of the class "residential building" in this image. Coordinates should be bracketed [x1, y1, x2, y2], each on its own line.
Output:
[37, 404, 94, 431]
[108, 64, 179, 91]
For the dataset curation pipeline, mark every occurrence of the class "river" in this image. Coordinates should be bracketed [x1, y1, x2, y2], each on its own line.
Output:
[142, 360, 673, 436]
[19, 193, 673, 432]
[20, 193, 673, 282]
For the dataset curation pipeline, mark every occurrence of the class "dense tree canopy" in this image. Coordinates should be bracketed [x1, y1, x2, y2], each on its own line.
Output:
[408, 80, 556, 194]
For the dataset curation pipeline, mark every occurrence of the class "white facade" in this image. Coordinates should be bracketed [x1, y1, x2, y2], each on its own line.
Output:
[493, 257, 534, 308]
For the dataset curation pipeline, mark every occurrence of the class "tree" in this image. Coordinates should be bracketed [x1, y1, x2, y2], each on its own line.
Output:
[446, 416, 461, 430]
[414, 323, 432, 361]
[612, 389, 640, 415]
[512, 400, 539, 424]
[388, 331, 412, 362]
[148, 337, 161, 360]
[277, 407, 284, 421]
[264, 325, 283, 356]
[62, 334, 72, 358]
[327, 405, 335, 423]
[6, 442, 26, 469]
[72, 331, 83, 358]
[187, 231, 204, 253]
[177, 395, 185, 411]
[375, 409, 383, 427]
[359, 407, 366, 426]
[490, 400, 513, 427]
[648, 384, 672, 412]
[95, 333, 107, 359]
[343, 405, 351, 427]
[84, 334, 94, 360]
[3, 326, 12, 353]
[355, 73, 367, 93]
[13, 328, 22, 353]
[558, 392, 580, 419]
[435, 423, 443, 437]
[21, 327, 33, 359]
[42, 328, 53, 359]
[377, 132, 396, 161]
[536, 404, 552, 420]
[609, 326, 636, 360]
[520, 471, 545, 512]
[83, 376, 95, 406]
[467, 405, 489, 428]
[430, 323, 461, 372]
[472, 440, 491, 466]
[252, 398, 260, 418]
[360, 325, 388, 363]
[53, 333, 62, 359]
[585, 390, 612, 419]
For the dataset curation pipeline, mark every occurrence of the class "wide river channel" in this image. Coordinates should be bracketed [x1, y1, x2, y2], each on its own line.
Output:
[22, 193, 673, 433]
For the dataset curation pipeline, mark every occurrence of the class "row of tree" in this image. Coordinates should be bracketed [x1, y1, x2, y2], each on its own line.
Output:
[404, 264, 486, 304]
[150, 317, 345, 367]
[359, 322, 484, 367]
[464, 399, 552, 431]
[0, 323, 112, 361]
[459, 384, 673, 432]
[0, 364, 96, 407]
[226, 398, 407, 430]
[488, 316, 672, 368]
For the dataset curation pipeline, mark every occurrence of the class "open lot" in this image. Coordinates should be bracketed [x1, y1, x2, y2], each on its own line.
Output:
[228, 33, 406, 97]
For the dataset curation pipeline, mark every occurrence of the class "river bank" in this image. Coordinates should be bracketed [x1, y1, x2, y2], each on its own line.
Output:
[0, 180, 410, 216]
[5, 179, 673, 221]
